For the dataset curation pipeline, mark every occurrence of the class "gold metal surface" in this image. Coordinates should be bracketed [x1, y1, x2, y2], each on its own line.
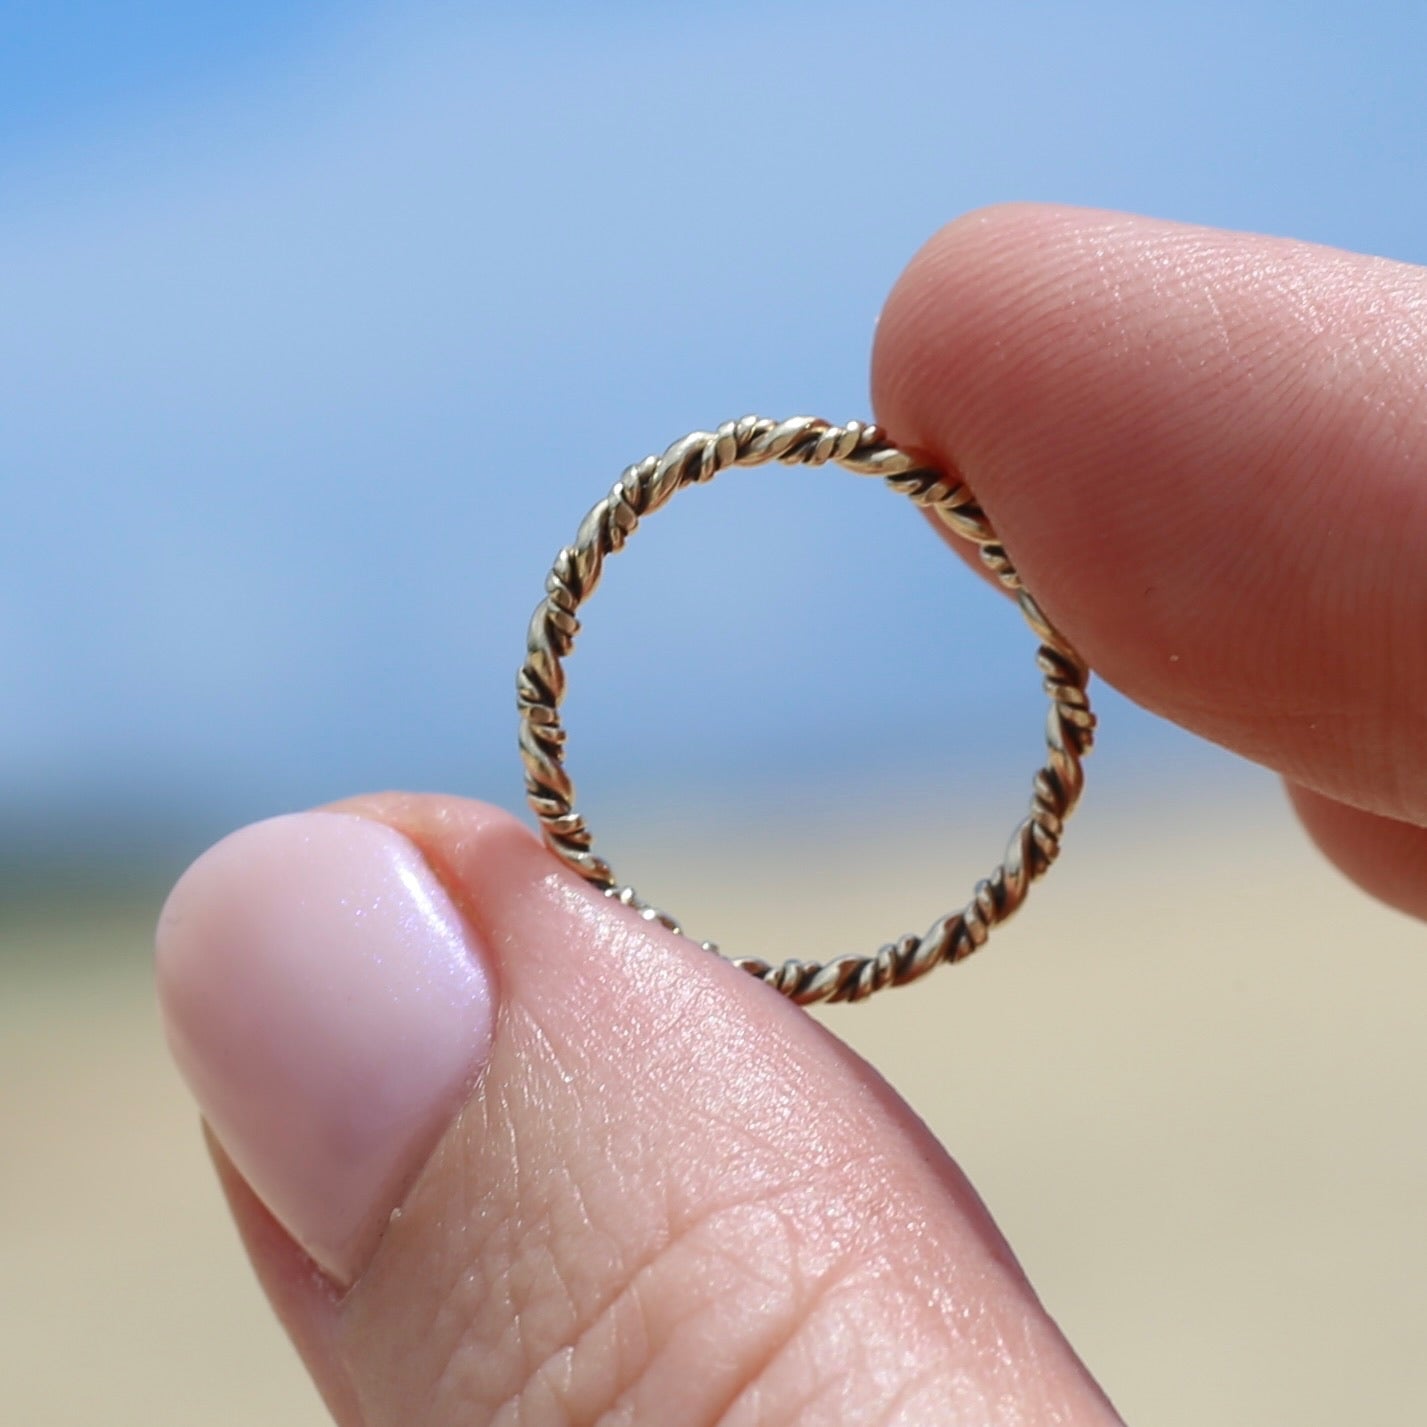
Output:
[517, 415, 1094, 1004]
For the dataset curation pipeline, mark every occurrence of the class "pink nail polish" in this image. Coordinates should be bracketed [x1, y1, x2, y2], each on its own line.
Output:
[155, 811, 495, 1284]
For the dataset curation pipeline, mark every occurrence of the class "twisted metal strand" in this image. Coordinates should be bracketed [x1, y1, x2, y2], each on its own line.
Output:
[517, 416, 1095, 1006]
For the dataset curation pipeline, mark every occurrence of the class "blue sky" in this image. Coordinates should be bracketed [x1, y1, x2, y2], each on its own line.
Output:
[4, 1, 1426, 868]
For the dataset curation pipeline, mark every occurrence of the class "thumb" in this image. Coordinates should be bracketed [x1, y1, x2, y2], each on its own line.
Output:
[156, 794, 1122, 1426]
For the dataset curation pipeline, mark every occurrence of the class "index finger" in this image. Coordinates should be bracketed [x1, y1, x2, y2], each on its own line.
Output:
[872, 204, 1427, 827]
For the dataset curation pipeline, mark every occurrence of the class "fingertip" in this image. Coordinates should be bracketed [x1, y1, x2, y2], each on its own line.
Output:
[871, 205, 1427, 820]
[872, 202, 1212, 668]
[873, 202, 1137, 449]
[156, 807, 501, 1284]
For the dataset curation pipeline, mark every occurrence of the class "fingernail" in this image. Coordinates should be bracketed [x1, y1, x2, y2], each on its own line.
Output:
[155, 811, 495, 1284]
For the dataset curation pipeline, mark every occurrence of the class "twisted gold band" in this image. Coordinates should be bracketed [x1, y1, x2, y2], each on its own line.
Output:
[517, 415, 1094, 1006]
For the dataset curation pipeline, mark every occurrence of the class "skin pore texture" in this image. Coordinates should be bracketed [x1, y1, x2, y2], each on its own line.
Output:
[155, 206, 1427, 1425]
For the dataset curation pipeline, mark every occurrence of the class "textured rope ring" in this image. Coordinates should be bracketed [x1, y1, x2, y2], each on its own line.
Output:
[517, 415, 1095, 1006]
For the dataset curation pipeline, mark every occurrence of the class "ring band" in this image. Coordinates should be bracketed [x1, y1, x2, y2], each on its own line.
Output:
[517, 415, 1094, 1005]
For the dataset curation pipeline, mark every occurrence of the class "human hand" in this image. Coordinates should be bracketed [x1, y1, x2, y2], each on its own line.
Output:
[156, 205, 1427, 1425]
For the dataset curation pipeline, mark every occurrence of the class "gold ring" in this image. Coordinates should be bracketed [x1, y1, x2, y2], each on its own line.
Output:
[517, 415, 1094, 1005]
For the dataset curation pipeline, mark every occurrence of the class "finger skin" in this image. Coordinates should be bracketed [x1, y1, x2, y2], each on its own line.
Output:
[212, 793, 1122, 1427]
[207, 1131, 363, 1427]
[872, 204, 1427, 827]
[1287, 782, 1427, 920]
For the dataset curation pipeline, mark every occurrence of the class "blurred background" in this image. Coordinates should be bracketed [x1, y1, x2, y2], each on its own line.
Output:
[3, 2, 1426, 1423]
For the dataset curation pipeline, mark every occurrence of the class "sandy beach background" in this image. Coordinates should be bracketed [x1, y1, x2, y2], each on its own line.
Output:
[4, 773, 1425, 1426]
